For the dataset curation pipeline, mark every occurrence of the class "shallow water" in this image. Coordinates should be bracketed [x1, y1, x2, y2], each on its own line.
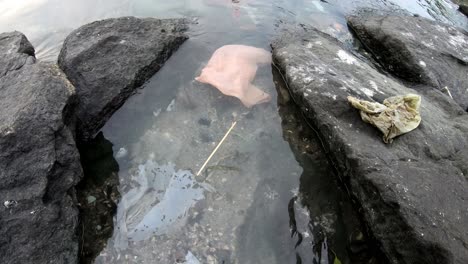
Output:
[2, 0, 467, 263]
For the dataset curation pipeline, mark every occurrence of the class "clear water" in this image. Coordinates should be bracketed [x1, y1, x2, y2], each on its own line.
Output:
[1, 0, 466, 263]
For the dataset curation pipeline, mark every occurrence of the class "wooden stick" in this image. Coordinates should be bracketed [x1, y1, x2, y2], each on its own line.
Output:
[196, 121, 238, 176]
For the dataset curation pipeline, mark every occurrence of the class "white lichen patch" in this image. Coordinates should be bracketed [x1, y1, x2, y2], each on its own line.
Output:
[312, 65, 326, 75]
[368, 80, 383, 94]
[339, 86, 348, 91]
[302, 76, 314, 84]
[360, 87, 374, 97]
[314, 41, 322, 45]
[287, 65, 311, 82]
[336, 50, 359, 66]
[448, 34, 468, 49]
[435, 24, 447, 33]
[400, 32, 415, 39]
[321, 92, 337, 100]
[419, 61, 426, 67]
[421, 41, 435, 49]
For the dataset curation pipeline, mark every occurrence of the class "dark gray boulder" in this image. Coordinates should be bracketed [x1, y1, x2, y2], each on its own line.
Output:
[58, 16, 189, 141]
[0, 32, 82, 263]
[347, 15, 468, 111]
[460, 5, 468, 17]
[272, 26, 468, 264]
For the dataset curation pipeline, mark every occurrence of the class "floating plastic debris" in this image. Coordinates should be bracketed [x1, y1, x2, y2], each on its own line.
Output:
[195, 45, 271, 108]
[113, 159, 205, 248]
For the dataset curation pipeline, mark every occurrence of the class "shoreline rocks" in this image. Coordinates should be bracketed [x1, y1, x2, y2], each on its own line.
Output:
[347, 14, 468, 111]
[1, 16, 189, 264]
[272, 23, 468, 264]
[58, 16, 189, 141]
[0, 32, 82, 264]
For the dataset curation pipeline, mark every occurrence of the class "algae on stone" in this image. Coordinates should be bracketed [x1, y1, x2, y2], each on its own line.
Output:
[348, 94, 422, 143]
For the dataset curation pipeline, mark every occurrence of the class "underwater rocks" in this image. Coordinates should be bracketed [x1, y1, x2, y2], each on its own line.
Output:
[58, 16, 189, 141]
[347, 14, 468, 111]
[272, 25, 468, 264]
[0, 32, 82, 264]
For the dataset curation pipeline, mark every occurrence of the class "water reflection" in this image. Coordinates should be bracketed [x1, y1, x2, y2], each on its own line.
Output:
[97, 40, 306, 262]
[0, 0, 465, 62]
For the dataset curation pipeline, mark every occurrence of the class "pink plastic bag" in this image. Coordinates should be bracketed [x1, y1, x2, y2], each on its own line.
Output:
[195, 45, 272, 108]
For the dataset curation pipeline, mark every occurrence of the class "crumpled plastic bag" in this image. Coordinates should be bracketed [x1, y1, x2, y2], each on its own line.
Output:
[348, 94, 422, 143]
[195, 45, 271, 108]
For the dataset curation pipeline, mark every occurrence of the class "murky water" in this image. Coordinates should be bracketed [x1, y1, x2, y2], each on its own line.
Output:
[2, 0, 466, 263]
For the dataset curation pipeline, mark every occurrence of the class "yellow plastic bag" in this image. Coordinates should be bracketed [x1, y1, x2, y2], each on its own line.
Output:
[348, 94, 422, 143]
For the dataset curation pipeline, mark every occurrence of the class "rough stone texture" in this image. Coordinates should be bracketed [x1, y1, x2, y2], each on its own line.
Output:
[272, 26, 468, 264]
[58, 16, 189, 141]
[0, 32, 82, 264]
[347, 15, 468, 111]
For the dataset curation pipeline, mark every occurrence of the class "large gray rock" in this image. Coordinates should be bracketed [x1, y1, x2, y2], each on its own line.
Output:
[272, 26, 468, 264]
[347, 15, 468, 111]
[58, 16, 189, 140]
[0, 32, 82, 263]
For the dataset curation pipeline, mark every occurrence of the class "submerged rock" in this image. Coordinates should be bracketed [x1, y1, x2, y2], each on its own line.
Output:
[272, 26, 468, 264]
[0, 32, 82, 263]
[347, 14, 468, 111]
[58, 16, 189, 141]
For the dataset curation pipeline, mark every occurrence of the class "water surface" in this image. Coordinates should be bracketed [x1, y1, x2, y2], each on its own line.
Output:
[2, 0, 466, 263]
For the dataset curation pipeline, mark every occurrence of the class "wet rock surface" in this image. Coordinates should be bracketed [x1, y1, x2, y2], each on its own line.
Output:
[347, 14, 468, 111]
[272, 25, 468, 264]
[0, 32, 82, 264]
[58, 16, 189, 141]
